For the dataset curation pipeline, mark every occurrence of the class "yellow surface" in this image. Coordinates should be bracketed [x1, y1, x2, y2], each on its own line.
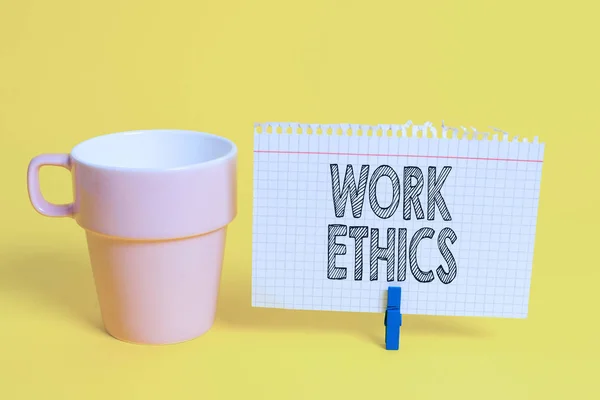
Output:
[0, 0, 598, 399]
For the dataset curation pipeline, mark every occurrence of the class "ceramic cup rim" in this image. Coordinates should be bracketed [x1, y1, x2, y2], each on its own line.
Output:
[70, 129, 237, 173]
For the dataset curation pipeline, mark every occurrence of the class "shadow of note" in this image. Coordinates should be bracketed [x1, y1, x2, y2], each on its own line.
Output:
[0, 250, 104, 332]
[217, 278, 491, 344]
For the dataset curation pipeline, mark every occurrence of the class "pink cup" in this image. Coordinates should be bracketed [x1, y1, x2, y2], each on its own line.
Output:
[26, 130, 237, 344]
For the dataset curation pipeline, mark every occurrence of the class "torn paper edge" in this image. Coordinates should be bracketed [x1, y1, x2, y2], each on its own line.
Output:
[253, 121, 542, 144]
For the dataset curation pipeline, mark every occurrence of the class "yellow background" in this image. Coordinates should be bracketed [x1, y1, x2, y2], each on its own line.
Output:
[1, 0, 598, 399]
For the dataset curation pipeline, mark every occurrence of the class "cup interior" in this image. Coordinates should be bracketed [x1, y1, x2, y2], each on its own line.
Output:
[70, 130, 235, 170]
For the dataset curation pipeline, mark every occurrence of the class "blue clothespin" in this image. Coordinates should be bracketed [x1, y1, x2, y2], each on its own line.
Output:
[384, 287, 402, 350]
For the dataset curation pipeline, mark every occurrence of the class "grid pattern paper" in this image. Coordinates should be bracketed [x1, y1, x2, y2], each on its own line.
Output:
[252, 122, 545, 318]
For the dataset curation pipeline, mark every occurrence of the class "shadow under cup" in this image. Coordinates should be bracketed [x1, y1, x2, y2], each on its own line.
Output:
[27, 130, 237, 345]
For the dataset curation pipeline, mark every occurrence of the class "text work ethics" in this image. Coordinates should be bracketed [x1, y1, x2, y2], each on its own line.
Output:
[252, 122, 544, 318]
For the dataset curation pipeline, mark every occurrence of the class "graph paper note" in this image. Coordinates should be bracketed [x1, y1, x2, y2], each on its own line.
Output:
[252, 122, 544, 318]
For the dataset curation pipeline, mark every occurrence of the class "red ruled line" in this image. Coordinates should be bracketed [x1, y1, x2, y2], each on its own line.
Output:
[253, 150, 543, 163]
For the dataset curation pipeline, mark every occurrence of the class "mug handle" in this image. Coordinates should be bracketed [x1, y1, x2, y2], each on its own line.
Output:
[27, 154, 74, 217]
